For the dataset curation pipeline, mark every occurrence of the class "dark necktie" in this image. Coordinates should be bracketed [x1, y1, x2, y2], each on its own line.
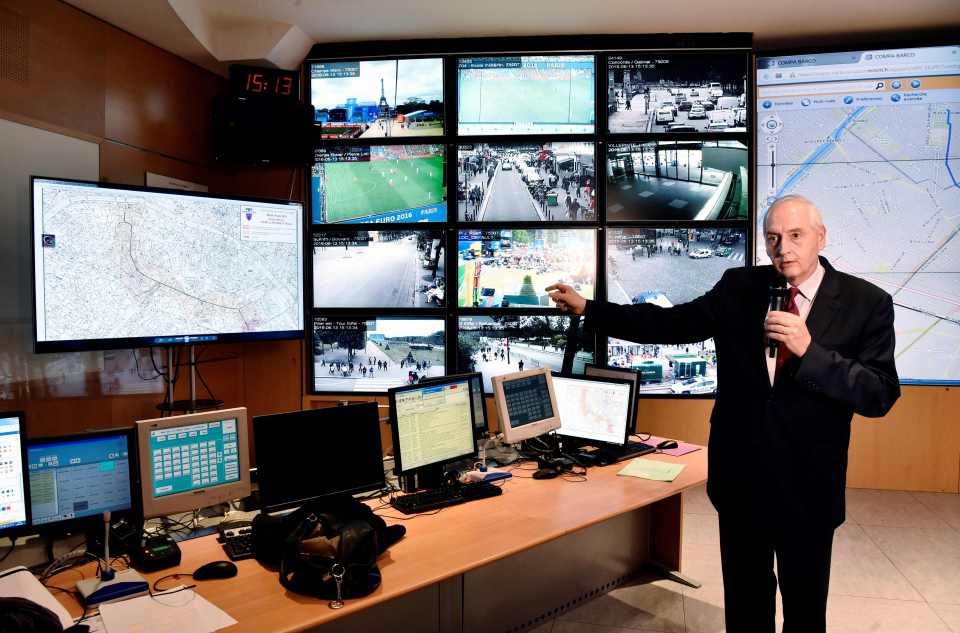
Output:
[774, 286, 801, 381]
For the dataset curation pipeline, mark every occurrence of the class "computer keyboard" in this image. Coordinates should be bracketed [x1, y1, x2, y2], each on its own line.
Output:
[391, 481, 502, 514]
[218, 520, 254, 560]
[596, 440, 656, 464]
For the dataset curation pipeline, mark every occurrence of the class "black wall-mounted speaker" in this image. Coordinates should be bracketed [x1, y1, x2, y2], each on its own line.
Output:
[212, 95, 314, 165]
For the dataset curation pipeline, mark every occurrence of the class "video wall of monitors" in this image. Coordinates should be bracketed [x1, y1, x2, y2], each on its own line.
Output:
[306, 36, 752, 396]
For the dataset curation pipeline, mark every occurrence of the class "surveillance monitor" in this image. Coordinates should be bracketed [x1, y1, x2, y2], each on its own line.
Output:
[0, 412, 29, 536]
[136, 408, 251, 519]
[491, 367, 561, 444]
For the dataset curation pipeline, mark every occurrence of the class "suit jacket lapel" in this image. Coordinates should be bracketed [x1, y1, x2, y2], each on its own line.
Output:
[754, 266, 779, 390]
[805, 257, 841, 343]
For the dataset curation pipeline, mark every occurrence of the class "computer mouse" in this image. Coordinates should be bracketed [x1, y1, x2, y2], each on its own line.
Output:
[192, 560, 238, 581]
[657, 440, 679, 450]
[532, 468, 561, 480]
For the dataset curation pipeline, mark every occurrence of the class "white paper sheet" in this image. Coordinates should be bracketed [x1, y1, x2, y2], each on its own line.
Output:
[0, 566, 74, 629]
[98, 587, 236, 633]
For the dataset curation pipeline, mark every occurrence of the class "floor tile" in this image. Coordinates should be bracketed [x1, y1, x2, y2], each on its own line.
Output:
[863, 525, 960, 604]
[679, 542, 724, 586]
[683, 513, 719, 547]
[930, 603, 960, 633]
[846, 489, 949, 528]
[528, 622, 555, 633]
[559, 578, 684, 632]
[826, 596, 952, 632]
[829, 522, 924, 601]
[682, 484, 716, 516]
[552, 620, 663, 632]
[912, 492, 960, 532]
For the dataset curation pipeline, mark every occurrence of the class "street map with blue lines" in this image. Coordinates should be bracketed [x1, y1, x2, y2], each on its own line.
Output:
[757, 101, 960, 383]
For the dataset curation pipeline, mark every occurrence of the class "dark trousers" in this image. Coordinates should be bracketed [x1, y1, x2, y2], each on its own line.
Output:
[718, 513, 835, 633]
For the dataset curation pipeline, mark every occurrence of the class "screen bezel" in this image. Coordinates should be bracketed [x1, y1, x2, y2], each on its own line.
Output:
[136, 407, 251, 520]
[490, 367, 561, 444]
[551, 373, 633, 447]
[253, 402, 385, 513]
[388, 377, 477, 474]
[26, 426, 138, 534]
[0, 411, 30, 537]
[30, 176, 305, 354]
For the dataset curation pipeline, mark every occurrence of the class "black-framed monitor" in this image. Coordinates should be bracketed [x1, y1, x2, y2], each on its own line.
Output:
[583, 364, 642, 439]
[0, 412, 29, 536]
[136, 408, 251, 519]
[309, 57, 445, 139]
[27, 428, 136, 532]
[253, 403, 385, 513]
[419, 372, 488, 438]
[311, 145, 447, 224]
[31, 177, 305, 353]
[311, 230, 445, 308]
[551, 374, 633, 448]
[490, 368, 561, 444]
[457, 54, 596, 135]
[388, 376, 477, 487]
[457, 228, 597, 308]
[312, 315, 446, 394]
[756, 43, 960, 385]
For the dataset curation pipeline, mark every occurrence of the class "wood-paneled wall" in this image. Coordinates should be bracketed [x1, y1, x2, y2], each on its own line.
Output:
[0, 0, 302, 440]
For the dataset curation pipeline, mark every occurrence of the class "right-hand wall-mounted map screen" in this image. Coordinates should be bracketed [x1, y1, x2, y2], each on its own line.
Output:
[756, 44, 960, 384]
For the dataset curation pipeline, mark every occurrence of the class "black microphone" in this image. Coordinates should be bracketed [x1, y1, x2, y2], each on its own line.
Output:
[768, 276, 788, 358]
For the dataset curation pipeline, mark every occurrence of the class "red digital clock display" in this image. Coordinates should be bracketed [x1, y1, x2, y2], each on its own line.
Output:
[230, 65, 298, 101]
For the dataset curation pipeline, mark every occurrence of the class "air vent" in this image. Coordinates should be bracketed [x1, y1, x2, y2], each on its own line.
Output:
[0, 6, 27, 82]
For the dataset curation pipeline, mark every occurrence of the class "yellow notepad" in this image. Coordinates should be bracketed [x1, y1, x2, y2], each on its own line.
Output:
[617, 458, 686, 482]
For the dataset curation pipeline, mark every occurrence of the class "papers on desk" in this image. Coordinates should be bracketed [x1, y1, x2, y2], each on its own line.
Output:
[617, 458, 686, 482]
[98, 587, 237, 633]
[0, 566, 74, 629]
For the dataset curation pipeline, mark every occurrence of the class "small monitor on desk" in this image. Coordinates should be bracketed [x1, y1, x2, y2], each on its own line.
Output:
[136, 408, 251, 519]
[253, 402, 385, 513]
[490, 368, 561, 444]
[418, 372, 488, 439]
[389, 377, 476, 486]
[0, 411, 29, 536]
[27, 428, 136, 531]
[584, 364, 641, 441]
[551, 374, 633, 447]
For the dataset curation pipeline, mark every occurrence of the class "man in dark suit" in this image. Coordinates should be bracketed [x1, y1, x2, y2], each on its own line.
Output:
[547, 195, 900, 633]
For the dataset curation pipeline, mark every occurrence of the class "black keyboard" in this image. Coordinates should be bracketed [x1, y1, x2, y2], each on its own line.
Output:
[391, 481, 503, 514]
[218, 520, 255, 560]
[596, 441, 656, 464]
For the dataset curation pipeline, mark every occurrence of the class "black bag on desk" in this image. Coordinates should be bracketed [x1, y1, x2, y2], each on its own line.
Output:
[252, 495, 404, 600]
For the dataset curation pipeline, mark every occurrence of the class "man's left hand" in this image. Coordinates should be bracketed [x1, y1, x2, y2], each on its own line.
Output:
[765, 311, 812, 357]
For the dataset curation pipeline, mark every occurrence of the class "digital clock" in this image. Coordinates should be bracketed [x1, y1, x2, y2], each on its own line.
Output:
[229, 65, 299, 101]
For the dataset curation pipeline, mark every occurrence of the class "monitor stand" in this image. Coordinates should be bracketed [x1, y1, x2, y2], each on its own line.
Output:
[156, 345, 224, 414]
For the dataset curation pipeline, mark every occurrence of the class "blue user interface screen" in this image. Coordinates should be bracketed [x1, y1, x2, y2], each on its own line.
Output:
[28, 434, 131, 526]
[0, 416, 27, 530]
[148, 418, 240, 498]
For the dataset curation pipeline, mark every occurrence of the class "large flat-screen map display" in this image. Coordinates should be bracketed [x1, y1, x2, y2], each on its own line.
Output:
[756, 44, 960, 384]
[457, 55, 595, 135]
[32, 178, 305, 352]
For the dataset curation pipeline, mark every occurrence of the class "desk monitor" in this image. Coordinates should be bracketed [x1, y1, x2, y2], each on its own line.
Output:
[253, 402, 385, 513]
[418, 373, 488, 438]
[0, 412, 29, 536]
[389, 377, 476, 478]
[27, 428, 135, 530]
[490, 368, 561, 444]
[551, 374, 633, 447]
[136, 408, 251, 519]
[584, 364, 642, 440]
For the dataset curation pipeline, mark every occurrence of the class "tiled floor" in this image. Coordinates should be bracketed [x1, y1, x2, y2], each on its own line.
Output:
[528, 486, 960, 633]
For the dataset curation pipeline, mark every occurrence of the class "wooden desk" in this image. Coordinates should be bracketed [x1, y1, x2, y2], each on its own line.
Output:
[54, 449, 707, 633]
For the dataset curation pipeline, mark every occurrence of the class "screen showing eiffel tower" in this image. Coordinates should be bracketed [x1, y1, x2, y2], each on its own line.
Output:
[310, 58, 444, 138]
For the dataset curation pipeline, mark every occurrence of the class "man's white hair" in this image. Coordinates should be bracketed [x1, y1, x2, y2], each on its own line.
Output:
[763, 194, 824, 232]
